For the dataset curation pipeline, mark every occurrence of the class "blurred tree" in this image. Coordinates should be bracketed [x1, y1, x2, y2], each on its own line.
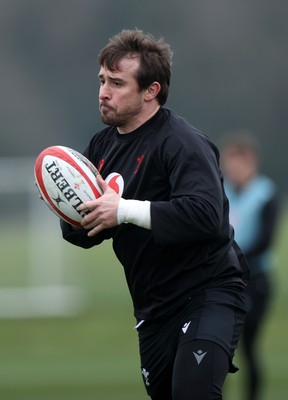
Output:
[1, 0, 287, 193]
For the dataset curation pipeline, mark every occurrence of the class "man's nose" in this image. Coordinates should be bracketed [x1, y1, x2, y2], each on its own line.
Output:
[99, 83, 111, 100]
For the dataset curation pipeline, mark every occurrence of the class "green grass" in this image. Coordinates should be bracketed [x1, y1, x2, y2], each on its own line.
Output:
[0, 224, 145, 399]
[1, 203, 288, 399]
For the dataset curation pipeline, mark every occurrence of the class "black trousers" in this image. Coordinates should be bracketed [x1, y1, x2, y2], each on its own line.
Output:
[136, 287, 247, 399]
[153, 339, 229, 400]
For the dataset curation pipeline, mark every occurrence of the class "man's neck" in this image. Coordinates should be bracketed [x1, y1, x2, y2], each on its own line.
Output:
[117, 104, 161, 134]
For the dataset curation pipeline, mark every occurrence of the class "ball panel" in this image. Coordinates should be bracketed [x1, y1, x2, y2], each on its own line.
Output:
[40, 155, 89, 226]
[34, 146, 103, 226]
[105, 172, 124, 196]
[40, 146, 103, 199]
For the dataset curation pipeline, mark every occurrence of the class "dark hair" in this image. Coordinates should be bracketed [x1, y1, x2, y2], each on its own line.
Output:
[98, 29, 173, 105]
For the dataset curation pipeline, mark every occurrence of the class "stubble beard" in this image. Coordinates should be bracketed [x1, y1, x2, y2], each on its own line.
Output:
[100, 112, 126, 127]
[99, 102, 142, 129]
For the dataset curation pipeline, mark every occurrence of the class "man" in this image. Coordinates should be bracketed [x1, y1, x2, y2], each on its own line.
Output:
[221, 132, 279, 400]
[60, 29, 249, 400]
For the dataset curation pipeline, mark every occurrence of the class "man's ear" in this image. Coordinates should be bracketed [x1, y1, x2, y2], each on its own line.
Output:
[144, 81, 161, 101]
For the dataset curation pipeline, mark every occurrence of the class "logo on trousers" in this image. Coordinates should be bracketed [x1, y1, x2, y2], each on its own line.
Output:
[141, 368, 150, 386]
[193, 349, 207, 365]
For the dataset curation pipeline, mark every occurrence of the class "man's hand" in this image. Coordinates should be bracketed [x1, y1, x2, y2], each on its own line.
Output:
[79, 174, 121, 237]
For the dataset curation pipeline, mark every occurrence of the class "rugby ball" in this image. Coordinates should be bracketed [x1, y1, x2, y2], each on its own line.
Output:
[34, 146, 102, 226]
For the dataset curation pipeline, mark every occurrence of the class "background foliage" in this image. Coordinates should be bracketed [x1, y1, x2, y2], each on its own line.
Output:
[1, 0, 288, 193]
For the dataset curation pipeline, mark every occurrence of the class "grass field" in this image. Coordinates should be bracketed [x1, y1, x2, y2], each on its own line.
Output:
[0, 203, 288, 399]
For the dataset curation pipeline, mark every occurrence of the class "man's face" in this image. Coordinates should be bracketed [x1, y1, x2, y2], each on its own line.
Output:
[98, 57, 146, 132]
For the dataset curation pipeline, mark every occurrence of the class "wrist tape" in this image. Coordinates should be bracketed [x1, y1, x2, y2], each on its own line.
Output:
[117, 198, 151, 229]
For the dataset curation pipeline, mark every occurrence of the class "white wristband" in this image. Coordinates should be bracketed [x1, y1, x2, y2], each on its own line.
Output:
[117, 199, 151, 229]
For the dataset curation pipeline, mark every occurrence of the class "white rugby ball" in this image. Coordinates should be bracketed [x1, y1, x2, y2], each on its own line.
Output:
[34, 145, 102, 226]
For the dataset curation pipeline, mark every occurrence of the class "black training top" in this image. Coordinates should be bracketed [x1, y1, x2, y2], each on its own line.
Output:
[61, 108, 249, 320]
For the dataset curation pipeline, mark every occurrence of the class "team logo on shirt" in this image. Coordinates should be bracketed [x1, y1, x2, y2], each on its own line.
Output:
[134, 154, 145, 175]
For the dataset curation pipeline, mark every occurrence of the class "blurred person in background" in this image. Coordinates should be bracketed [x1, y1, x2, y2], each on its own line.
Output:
[220, 132, 279, 400]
